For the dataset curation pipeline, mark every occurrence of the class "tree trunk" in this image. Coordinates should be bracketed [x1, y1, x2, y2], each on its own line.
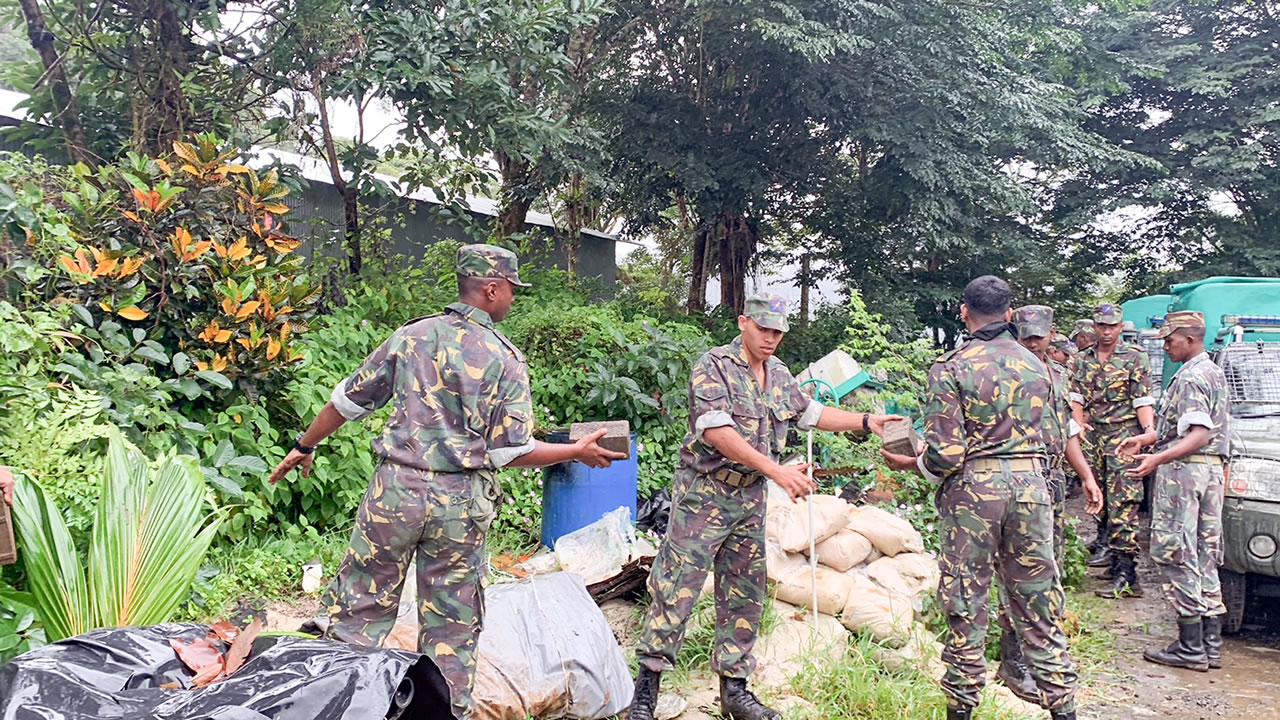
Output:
[342, 186, 361, 275]
[798, 253, 811, 327]
[687, 225, 709, 315]
[717, 211, 754, 316]
[565, 172, 583, 276]
[312, 73, 361, 275]
[17, 0, 92, 165]
[495, 149, 534, 242]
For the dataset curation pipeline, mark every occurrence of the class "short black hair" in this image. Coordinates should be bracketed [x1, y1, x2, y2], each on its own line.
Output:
[963, 275, 1011, 317]
[458, 274, 499, 299]
[1173, 326, 1207, 342]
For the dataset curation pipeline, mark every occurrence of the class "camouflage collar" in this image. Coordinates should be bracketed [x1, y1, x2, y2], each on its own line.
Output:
[445, 301, 495, 329]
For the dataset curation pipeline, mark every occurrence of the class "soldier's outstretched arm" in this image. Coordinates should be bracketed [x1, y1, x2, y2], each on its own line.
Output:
[813, 408, 904, 438]
[702, 426, 814, 499]
[268, 402, 348, 484]
[1066, 436, 1103, 514]
[507, 429, 627, 469]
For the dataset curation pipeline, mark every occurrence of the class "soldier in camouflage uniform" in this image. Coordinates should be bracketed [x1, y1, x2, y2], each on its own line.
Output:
[1071, 320, 1096, 353]
[1069, 303, 1156, 599]
[268, 244, 624, 720]
[1119, 311, 1230, 671]
[883, 278, 1079, 720]
[1047, 332, 1075, 367]
[627, 293, 899, 720]
[993, 306, 1103, 702]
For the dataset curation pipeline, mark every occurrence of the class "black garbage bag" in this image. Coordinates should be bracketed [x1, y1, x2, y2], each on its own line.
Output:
[636, 489, 671, 536]
[0, 623, 451, 720]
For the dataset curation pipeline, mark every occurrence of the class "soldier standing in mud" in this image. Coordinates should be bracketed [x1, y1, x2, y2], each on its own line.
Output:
[1119, 311, 1229, 672]
[882, 276, 1079, 720]
[993, 305, 1103, 702]
[1070, 304, 1156, 599]
[267, 244, 625, 720]
[626, 292, 900, 720]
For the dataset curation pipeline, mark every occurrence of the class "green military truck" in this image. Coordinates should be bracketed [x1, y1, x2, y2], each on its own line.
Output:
[1121, 294, 1173, 398]
[1165, 277, 1280, 632]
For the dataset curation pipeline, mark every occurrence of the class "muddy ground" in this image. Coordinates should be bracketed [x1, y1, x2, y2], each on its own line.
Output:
[1067, 494, 1280, 720]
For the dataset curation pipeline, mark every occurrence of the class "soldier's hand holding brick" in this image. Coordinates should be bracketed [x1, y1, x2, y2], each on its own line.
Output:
[0, 466, 12, 506]
[573, 428, 628, 468]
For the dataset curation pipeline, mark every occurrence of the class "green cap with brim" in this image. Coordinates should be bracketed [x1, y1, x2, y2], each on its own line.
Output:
[744, 292, 790, 332]
[456, 244, 531, 287]
[1013, 304, 1054, 340]
[1157, 310, 1205, 339]
[1093, 303, 1122, 325]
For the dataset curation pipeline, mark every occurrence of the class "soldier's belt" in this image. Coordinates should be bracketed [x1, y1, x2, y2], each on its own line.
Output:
[712, 468, 763, 487]
[970, 457, 1044, 473]
[1182, 454, 1224, 466]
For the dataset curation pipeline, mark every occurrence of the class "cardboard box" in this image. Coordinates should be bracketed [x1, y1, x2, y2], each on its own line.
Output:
[882, 418, 919, 457]
[0, 503, 16, 566]
[570, 421, 632, 459]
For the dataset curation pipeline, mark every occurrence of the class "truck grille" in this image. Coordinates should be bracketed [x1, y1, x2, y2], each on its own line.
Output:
[1142, 336, 1165, 399]
[1218, 342, 1280, 417]
[1226, 456, 1280, 500]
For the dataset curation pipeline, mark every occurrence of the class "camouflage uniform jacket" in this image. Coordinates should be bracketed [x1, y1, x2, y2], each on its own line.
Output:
[679, 338, 824, 476]
[918, 323, 1051, 482]
[1044, 359, 1082, 466]
[1154, 352, 1230, 457]
[1069, 343, 1155, 425]
[329, 302, 535, 471]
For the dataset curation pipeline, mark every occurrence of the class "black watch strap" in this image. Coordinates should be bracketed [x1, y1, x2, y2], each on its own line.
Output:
[293, 436, 316, 455]
[863, 413, 870, 432]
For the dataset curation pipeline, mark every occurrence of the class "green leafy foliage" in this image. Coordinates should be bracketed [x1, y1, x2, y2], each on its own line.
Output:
[0, 584, 45, 663]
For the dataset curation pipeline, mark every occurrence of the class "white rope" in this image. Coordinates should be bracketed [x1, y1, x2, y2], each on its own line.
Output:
[806, 427, 818, 630]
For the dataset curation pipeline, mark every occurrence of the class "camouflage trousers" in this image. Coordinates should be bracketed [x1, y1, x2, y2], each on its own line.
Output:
[1090, 421, 1145, 556]
[937, 460, 1076, 711]
[636, 467, 766, 677]
[1150, 458, 1227, 618]
[323, 462, 492, 720]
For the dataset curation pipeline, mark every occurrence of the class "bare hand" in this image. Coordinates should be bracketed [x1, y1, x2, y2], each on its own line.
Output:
[1117, 434, 1152, 460]
[1125, 453, 1162, 479]
[574, 428, 627, 469]
[0, 466, 13, 505]
[880, 449, 919, 472]
[269, 449, 314, 485]
[1082, 475, 1104, 514]
[768, 462, 815, 499]
[867, 414, 907, 438]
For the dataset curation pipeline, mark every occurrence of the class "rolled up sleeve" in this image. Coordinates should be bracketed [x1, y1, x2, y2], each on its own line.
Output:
[921, 363, 966, 481]
[689, 356, 734, 442]
[332, 333, 400, 422]
[796, 399, 825, 431]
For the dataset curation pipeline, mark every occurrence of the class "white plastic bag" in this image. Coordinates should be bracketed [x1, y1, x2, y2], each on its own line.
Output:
[554, 506, 636, 585]
[473, 572, 632, 719]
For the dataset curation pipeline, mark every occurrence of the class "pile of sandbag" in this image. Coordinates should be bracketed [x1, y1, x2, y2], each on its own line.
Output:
[764, 484, 939, 647]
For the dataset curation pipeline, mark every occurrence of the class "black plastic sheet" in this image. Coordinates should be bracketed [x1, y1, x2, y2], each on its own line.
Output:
[636, 489, 670, 536]
[0, 623, 452, 720]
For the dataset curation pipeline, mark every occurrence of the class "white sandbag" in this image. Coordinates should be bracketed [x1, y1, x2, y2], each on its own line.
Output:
[840, 571, 913, 644]
[892, 552, 941, 597]
[765, 542, 801, 582]
[862, 557, 914, 599]
[771, 561, 853, 615]
[845, 505, 924, 557]
[473, 572, 632, 720]
[766, 491, 850, 553]
[813, 529, 873, 572]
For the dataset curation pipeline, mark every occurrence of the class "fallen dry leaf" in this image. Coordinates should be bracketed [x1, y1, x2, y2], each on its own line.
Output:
[170, 635, 224, 675]
[224, 617, 262, 676]
[191, 662, 225, 688]
[210, 620, 240, 644]
[159, 682, 181, 690]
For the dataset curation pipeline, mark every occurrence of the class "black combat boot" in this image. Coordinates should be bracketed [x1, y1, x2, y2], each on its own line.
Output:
[626, 668, 661, 720]
[1086, 545, 1112, 568]
[1096, 554, 1143, 599]
[719, 676, 780, 720]
[946, 707, 973, 720]
[1050, 709, 1077, 720]
[1143, 617, 1209, 672]
[1100, 553, 1118, 581]
[996, 628, 1039, 704]
[1203, 614, 1224, 669]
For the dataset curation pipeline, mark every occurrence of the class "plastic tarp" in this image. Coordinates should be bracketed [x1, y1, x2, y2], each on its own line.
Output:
[0, 623, 450, 720]
[473, 572, 632, 720]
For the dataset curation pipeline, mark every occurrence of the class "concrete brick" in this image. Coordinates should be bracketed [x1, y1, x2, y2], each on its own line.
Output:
[882, 418, 919, 457]
[570, 420, 632, 458]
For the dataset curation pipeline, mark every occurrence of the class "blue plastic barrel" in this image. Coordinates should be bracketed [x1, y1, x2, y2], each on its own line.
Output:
[540, 432, 639, 548]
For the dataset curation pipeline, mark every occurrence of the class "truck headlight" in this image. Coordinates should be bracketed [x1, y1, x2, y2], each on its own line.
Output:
[1249, 534, 1278, 560]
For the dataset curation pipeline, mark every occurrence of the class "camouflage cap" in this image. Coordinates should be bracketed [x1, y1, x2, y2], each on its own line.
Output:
[1093, 303, 1123, 325]
[744, 292, 790, 332]
[1050, 332, 1076, 353]
[456, 244, 531, 287]
[1157, 310, 1205, 338]
[1122, 320, 1138, 333]
[1013, 304, 1054, 339]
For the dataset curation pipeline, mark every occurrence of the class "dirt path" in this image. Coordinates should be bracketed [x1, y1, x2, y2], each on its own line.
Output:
[1067, 495, 1280, 720]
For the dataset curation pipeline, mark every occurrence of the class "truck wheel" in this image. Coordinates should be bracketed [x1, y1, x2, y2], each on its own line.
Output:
[1221, 568, 1246, 634]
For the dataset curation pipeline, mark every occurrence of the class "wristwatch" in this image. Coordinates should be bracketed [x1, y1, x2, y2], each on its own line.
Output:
[293, 435, 316, 455]
[862, 413, 871, 432]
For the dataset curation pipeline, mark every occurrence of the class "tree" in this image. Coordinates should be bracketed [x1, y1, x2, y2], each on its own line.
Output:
[1056, 0, 1280, 294]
